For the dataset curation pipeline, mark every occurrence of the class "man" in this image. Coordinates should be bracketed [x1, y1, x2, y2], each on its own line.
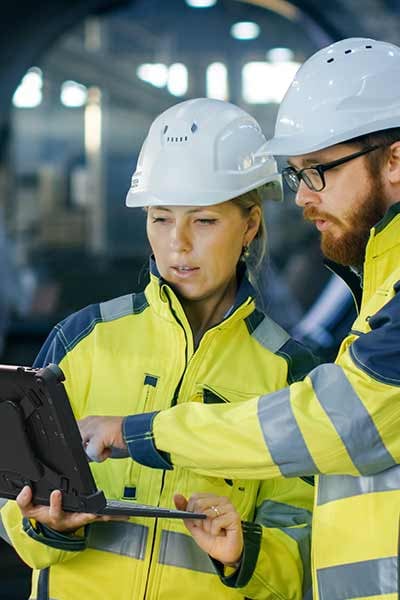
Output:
[81, 38, 400, 598]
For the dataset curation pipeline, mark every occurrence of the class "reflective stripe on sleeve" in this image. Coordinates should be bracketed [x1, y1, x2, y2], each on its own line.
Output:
[258, 388, 319, 477]
[158, 530, 216, 574]
[87, 521, 148, 560]
[317, 556, 397, 599]
[317, 465, 400, 505]
[310, 364, 396, 475]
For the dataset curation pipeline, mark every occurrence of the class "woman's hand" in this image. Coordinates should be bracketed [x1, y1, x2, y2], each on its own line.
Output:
[16, 486, 127, 534]
[174, 492, 243, 566]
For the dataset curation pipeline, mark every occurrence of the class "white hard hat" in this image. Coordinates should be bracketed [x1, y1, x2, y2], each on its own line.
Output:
[266, 38, 400, 156]
[126, 98, 281, 207]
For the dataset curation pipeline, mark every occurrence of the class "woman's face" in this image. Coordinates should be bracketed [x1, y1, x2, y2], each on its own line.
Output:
[146, 200, 260, 304]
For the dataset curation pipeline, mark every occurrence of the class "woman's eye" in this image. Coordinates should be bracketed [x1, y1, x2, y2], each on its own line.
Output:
[151, 217, 166, 223]
[197, 218, 217, 225]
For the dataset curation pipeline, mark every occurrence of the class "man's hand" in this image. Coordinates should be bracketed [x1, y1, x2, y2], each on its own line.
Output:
[16, 486, 127, 534]
[174, 492, 243, 567]
[78, 416, 128, 462]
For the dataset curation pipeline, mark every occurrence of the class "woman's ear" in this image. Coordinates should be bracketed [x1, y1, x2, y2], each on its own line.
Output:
[245, 205, 262, 245]
[386, 142, 400, 185]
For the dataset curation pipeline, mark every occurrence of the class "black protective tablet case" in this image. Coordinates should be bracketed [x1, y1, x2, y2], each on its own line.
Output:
[0, 363, 204, 519]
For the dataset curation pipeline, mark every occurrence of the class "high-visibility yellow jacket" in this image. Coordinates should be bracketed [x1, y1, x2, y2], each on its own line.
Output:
[126, 203, 400, 600]
[0, 264, 317, 600]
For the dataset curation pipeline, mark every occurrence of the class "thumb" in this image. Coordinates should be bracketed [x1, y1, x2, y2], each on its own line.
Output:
[85, 439, 111, 463]
[173, 493, 188, 511]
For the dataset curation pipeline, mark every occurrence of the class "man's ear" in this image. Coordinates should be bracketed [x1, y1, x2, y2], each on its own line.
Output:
[386, 142, 400, 184]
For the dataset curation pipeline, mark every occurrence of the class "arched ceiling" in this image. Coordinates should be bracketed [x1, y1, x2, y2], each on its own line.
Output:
[0, 0, 398, 155]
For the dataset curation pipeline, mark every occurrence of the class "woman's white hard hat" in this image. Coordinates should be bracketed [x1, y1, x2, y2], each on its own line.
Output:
[265, 37, 400, 156]
[126, 98, 281, 207]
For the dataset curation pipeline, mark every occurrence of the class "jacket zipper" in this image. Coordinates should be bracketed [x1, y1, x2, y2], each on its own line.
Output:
[142, 297, 190, 598]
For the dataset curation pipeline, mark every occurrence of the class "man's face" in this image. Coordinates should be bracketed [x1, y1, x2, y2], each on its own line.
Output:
[288, 144, 387, 266]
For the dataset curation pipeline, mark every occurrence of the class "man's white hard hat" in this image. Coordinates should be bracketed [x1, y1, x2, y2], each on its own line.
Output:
[265, 37, 400, 156]
[126, 97, 282, 207]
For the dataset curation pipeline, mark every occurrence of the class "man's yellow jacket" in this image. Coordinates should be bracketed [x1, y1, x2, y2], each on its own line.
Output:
[125, 203, 400, 600]
[0, 264, 317, 600]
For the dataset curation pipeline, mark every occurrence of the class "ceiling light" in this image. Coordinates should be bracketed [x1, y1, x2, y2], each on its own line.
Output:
[230, 21, 260, 41]
[185, 0, 217, 7]
[167, 63, 188, 97]
[13, 67, 43, 108]
[61, 81, 88, 107]
[206, 62, 228, 100]
[267, 47, 294, 63]
[137, 63, 168, 88]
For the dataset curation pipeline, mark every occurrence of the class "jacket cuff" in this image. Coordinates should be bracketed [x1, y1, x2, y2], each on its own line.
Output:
[22, 518, 87, 551]
[211, 521, 262, 588]
[122, 413, 173, 470]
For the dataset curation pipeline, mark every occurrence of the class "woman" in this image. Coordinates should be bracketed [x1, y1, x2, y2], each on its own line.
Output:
[1, 98, 316, 600]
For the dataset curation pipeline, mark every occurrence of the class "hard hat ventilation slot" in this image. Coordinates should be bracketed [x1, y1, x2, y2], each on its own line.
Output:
[344, 49, 352, 54]
[327, 58, 334, 63]
[191, 123, 198, 133]
[365, 45, 372, 49]
[166, 136, 189, 143]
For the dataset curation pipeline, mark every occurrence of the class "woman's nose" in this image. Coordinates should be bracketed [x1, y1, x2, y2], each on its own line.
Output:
[171, 224, 192, 252]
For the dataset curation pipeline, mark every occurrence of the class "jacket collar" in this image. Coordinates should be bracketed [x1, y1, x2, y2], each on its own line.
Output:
[148, 256, 255, 321]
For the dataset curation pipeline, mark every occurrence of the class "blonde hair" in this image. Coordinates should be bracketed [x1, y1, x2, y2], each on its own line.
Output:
[231, 188, 268, 273]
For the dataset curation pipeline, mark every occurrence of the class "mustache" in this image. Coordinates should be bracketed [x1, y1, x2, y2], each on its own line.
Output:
[303, 206, 339, 225]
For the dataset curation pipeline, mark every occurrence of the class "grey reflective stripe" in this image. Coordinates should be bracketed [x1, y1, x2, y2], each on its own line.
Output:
[310, 364, 396, 475]
[317, 556, 397, 599]
[258, 388, 319, 477]
[251, 314, 290, 353]
[256, 499, 312, 527]
[87, 521, 148, 560]
[318, 464, 400, 505]
[100, 294, 134, 321]
[280, 527, 311, 597]
[0, 515, 11, 545]
[0, 498, 8, 508]
[158, 530, 216, 574]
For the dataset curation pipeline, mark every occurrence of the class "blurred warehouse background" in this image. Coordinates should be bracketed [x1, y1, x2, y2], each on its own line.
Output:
[0, 0, 400, 597]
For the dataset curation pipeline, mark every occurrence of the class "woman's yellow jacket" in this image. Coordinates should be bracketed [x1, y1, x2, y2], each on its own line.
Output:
[128, 204, 400, 600]
[0, 264, 317, 600]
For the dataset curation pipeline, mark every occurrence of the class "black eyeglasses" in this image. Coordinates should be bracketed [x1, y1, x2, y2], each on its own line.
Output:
[282, 144, 386, 193]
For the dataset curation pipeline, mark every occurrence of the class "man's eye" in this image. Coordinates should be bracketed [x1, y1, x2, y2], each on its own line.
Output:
[152, 217, 166, 223]
[197, 219, 217, 224]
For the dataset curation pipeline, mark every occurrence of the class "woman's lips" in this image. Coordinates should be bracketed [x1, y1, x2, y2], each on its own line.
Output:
[171, 266, 200, 278]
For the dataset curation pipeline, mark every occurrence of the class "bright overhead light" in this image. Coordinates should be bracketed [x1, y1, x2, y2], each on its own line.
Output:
[230, 21, 260, 41]
[206, 62, 228, 101]
[242, 61, 300, 104]
[185, 0, 217, 7]
[167, 63, 188, 97]
[13, 67, 43, 108]
[137, 63, 169, 88]
[267, 47, 294, 63]
[61, 80, 88, 107]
